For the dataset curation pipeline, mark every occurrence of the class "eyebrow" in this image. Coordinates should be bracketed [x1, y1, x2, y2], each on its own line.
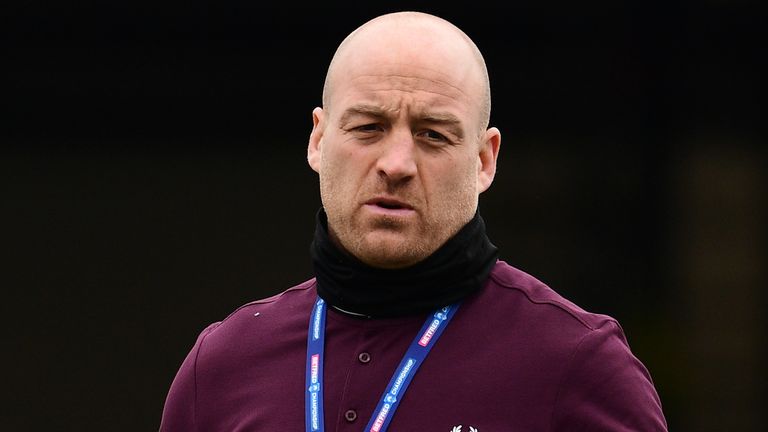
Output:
[338, 104, 388, 126]
[419, 112, 465, 139]
[339, 104, 465, 139]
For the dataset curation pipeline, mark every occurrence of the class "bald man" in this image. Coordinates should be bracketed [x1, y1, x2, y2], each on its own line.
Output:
[160, 12, 667, 431]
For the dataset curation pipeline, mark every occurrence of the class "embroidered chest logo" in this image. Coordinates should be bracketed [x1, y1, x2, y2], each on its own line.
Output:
[450, 426, 478, 432]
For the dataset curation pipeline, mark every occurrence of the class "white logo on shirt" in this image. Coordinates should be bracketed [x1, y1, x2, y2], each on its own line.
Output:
[450, 426, 478, 432]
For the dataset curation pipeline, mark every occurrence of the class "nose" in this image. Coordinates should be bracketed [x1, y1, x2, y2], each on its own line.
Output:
[375, 129, 417, 185]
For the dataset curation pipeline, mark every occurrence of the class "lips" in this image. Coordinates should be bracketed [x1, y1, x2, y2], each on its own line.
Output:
[365, 197, 414, 210]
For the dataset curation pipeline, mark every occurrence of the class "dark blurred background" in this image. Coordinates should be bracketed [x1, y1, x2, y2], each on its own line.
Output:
[3, 2, 765, 431]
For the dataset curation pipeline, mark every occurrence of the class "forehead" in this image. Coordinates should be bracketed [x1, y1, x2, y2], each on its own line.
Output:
[335, 66, 473, 117]
[326, 21, 485, 120]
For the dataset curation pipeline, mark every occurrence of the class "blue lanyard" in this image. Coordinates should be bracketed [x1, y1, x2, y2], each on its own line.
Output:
[305, 297, 460, 432]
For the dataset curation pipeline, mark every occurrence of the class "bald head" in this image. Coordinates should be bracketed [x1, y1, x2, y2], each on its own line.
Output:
[322, 11, 492, 133]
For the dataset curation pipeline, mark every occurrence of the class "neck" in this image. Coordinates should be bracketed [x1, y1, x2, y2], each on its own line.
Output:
[310, 209, 498, 318]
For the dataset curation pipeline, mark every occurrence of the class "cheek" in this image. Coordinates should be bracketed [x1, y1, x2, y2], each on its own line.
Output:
[323, 142, 360, 173]
[321, 146, 349, 179]
[434, 157, 476, 187]
[320, 147, 368, 198]
[340, 144, 378, 178]
[425, 159, 478, 209]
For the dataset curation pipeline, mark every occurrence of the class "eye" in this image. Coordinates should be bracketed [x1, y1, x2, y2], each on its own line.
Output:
[417, 129, 449, 143]
[353, 123, 383, 133]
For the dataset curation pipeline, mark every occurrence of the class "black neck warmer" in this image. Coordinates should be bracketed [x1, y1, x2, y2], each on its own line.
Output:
[310, 208, 499, 318]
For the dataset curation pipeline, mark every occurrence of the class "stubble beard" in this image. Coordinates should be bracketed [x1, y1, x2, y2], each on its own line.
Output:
[321, 178, 477, 269]
[325, 201, 429, 269]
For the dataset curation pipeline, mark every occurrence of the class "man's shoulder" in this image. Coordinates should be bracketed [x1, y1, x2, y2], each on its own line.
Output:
[235, 277, 318, 312]
[472, 260, 635, 370]
[485, 260, 617, 332]
[485, 263, 667, 430]
[194, 278, 318, 347]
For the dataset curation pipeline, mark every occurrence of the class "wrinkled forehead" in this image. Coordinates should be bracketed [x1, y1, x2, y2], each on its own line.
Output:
[329, 67, 478, 128]
[326, 18, 487, 116]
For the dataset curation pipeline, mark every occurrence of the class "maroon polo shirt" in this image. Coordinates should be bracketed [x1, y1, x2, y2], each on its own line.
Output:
[160, 260, 667, 431]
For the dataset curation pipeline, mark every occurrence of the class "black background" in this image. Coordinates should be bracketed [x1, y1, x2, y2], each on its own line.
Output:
[4, 2, 766, 431]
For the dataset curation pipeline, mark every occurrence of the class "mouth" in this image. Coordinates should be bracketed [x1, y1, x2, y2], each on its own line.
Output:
[364, 197, 415, 215]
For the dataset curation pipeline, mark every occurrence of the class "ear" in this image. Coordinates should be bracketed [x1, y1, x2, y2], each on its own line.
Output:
[477, 127, 501, 193]
[307, 107, 325, 173]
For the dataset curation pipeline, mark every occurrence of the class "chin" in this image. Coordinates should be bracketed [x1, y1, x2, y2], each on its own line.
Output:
[354, 235, 428, 269]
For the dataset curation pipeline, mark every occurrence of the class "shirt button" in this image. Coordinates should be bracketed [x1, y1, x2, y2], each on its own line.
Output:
[344, 409, 358, 422]
[358, 352, 371, 364]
